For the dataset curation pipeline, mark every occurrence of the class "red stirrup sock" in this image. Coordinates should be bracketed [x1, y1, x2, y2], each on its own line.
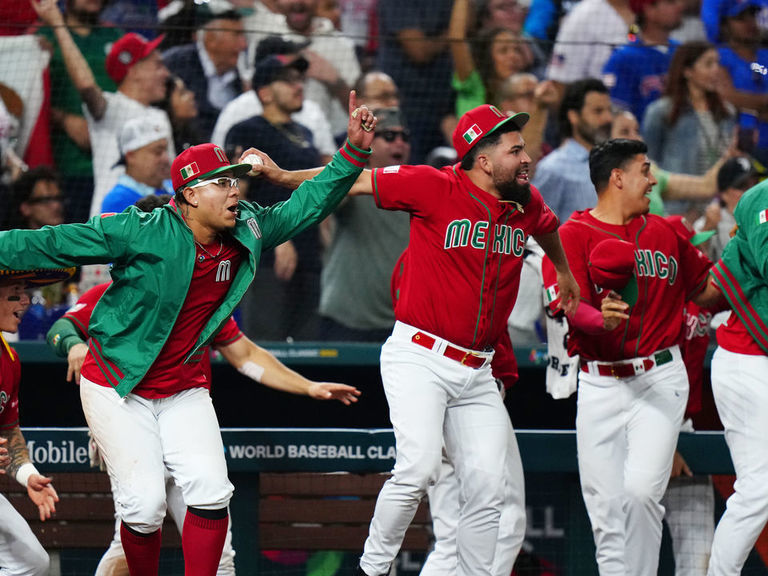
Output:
[182, 507, 228, 576]
[120, 521, 161, 576]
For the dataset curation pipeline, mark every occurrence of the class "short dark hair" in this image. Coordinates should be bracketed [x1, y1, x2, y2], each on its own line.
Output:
[559, 78, 609, 140]
[135, 194, 172, 212]
[589, 139, 648, 193]
[3, 166, 60, 230]
[459, 121, 521, 170]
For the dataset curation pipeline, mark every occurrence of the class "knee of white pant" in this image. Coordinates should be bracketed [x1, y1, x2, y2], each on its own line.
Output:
[624, 475, 661, 506]
[118, 481, 168, 532]
[391, 455, 442, 496]
[183, 474, 234, 510]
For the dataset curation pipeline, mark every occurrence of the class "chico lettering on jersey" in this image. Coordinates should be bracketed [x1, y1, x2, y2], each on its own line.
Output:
[634, 249, 679, 285]
[444, 219, 526, 257]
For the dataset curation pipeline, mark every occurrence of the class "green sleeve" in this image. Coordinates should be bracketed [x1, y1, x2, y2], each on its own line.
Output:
[452, 70, 487, 118]
[0, 211, 133, 271]
[257, 141, 370, 251]
[46, 317, 86, 358]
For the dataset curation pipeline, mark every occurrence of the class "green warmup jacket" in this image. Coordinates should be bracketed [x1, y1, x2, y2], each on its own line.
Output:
[710, 180, 768, 355]
[0, 142, 371, 397]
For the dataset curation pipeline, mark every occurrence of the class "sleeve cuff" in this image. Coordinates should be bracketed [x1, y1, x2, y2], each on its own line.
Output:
[16, 462, 39, 488]
[339, 140, 372, 168]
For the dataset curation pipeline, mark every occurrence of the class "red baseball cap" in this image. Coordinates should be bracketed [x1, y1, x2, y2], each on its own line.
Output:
[629, 0, 656, 14]
[665, 215, 716, 246]
[171, 143, 252, 193]
[105, 33, 165, 84]
[588, 238, 638, 306]
[452, 105, 529, 160]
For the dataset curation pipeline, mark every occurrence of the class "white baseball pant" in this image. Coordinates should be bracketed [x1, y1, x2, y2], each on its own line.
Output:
[708, 348, 768, 576]
[577, 346, 688, 576]
[80, 377, 233, 534]
[95, 473, 236, 576]
[420, 420, 526, 576]
[0, 494, 49, 576]
[359, 322, 511, 576]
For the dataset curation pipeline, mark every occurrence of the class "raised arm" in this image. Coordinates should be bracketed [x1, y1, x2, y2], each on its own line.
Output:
[448, 0, 475, 82]
[217, 336, 361, 405]
[30, 0, 107, 119]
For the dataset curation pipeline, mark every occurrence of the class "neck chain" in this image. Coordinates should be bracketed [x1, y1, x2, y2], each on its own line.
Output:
[195, 236, 223, 262]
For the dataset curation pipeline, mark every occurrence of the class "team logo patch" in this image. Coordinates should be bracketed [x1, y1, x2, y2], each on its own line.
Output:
[758, 208, 768, 224]
[383, 165, 401, 174]
[463, 124, 483, 145]
[544, 284, 559, 304]
[118, 50, 133, 65]
[180, 162, 199, 180]
[247, 218, 261, 239]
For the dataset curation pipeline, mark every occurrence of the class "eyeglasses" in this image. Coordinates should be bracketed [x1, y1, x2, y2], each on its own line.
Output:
[189, 177, 239, 190]
[26, 195, 65, 205]
[377, 130, 410, 143]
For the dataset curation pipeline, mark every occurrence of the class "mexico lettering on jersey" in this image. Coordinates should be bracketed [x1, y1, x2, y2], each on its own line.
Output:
[372, 163, 558, 350]
[0, 337, 21, 430]
[80, 238, 244, 398]
[541, 210, 711, 361]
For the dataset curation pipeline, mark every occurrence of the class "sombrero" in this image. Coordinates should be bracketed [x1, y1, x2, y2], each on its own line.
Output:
[0, 267, 77, 288]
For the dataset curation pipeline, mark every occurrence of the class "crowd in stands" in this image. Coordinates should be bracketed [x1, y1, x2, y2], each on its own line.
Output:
[0, 0, 767, 342]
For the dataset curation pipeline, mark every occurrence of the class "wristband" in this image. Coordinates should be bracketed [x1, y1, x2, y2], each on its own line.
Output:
[15, 462, 39, 488]
[238, 361, 265, 383]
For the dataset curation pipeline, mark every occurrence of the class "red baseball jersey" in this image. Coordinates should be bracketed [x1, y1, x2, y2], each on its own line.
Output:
[679, 302, 717, 418]
[0, 338, 20, 430]
[373, 164, 558, 350]
[390, 249, 519, 388]
[716, 311, 766, 355]
[542, 211, 712, 361]
[76, 276, 243, 397]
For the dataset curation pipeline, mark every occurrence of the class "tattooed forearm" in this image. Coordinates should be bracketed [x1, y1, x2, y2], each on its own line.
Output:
[0, 427, 30, 479]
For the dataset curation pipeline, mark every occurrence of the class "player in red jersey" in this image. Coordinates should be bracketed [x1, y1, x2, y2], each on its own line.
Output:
[0, 269, 74, 576]
[542, 139, 723, 576]
[47, 280, 360, 576]
[248, 104, 579, 576]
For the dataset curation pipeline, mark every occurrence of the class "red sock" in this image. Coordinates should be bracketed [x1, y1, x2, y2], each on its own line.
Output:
[120, 522, 161, 576]
[182, 508, 228, 576]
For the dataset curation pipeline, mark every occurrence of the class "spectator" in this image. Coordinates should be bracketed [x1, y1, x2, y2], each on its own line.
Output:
[212, 35, 336, 162]
[245, 0, 362, 136]
[612, 108, 726, 215]
[355, 70, 401, 111]
[695, 155, 760, 261]
[101, 117, 172, 213]
[496, 73, 559, 167]
[29, 0, 174, 219]
[449, 0, 536, 117]
[34, 0, 123, 224]
[376, 0, 454, 163]
[318, 0, 343, 28]
[602, 0, 683, 123]
[156, 74, 203, 155]
[531, 78, 613, 221]
[477, 0, 530, 33]
[319, 107, 411, 342]
[643, 41, 735, 175]
[162, 1, 248, 142]
[711, 0, 768, 165]
[225, 54, 325, 341]
[4, 166, 65, 231]
[546, 0, 634, 93]
[700, 0, 768, 42]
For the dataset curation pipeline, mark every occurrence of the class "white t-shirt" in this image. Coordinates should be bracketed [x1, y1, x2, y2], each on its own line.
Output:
[546, 0, 628, 84]
[211, 91, 336, 157]
[84, 91, 175, 218]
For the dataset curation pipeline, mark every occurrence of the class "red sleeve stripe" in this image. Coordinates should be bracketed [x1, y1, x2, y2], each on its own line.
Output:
[87, 338, 125, 387]
[216, 332, 244, 347]
[344, 140, 371, 161]
[712, 263, 768, 353]
[372, 169, 382, 206]
[339, 147, 367, 168]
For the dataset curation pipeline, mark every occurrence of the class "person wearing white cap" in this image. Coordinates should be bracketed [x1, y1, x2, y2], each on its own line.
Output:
[101, 117, 173, 214]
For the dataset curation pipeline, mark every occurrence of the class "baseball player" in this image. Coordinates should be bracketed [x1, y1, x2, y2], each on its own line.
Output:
[251, 103, 580, 576]
[708, 181, 768, 575]
[0, 269, 73, 576]
[0, 93, 376, 576]
[541, 139, 723, 576]
[390, 249, 524, 576]
[46, 280, 359, 576]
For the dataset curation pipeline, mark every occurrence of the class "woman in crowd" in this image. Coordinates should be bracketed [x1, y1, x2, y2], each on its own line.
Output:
[643, 41, 735, 175]
[156, 74, 201, 155]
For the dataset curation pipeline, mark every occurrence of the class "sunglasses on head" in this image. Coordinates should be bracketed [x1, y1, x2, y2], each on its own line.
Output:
[377, 129, 410, 143]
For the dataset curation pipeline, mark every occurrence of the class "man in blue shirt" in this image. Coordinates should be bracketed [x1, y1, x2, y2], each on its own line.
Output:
[602, 0, 683, 123]
[101, 117, 172, 213]
[532, 78, 613, 222]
